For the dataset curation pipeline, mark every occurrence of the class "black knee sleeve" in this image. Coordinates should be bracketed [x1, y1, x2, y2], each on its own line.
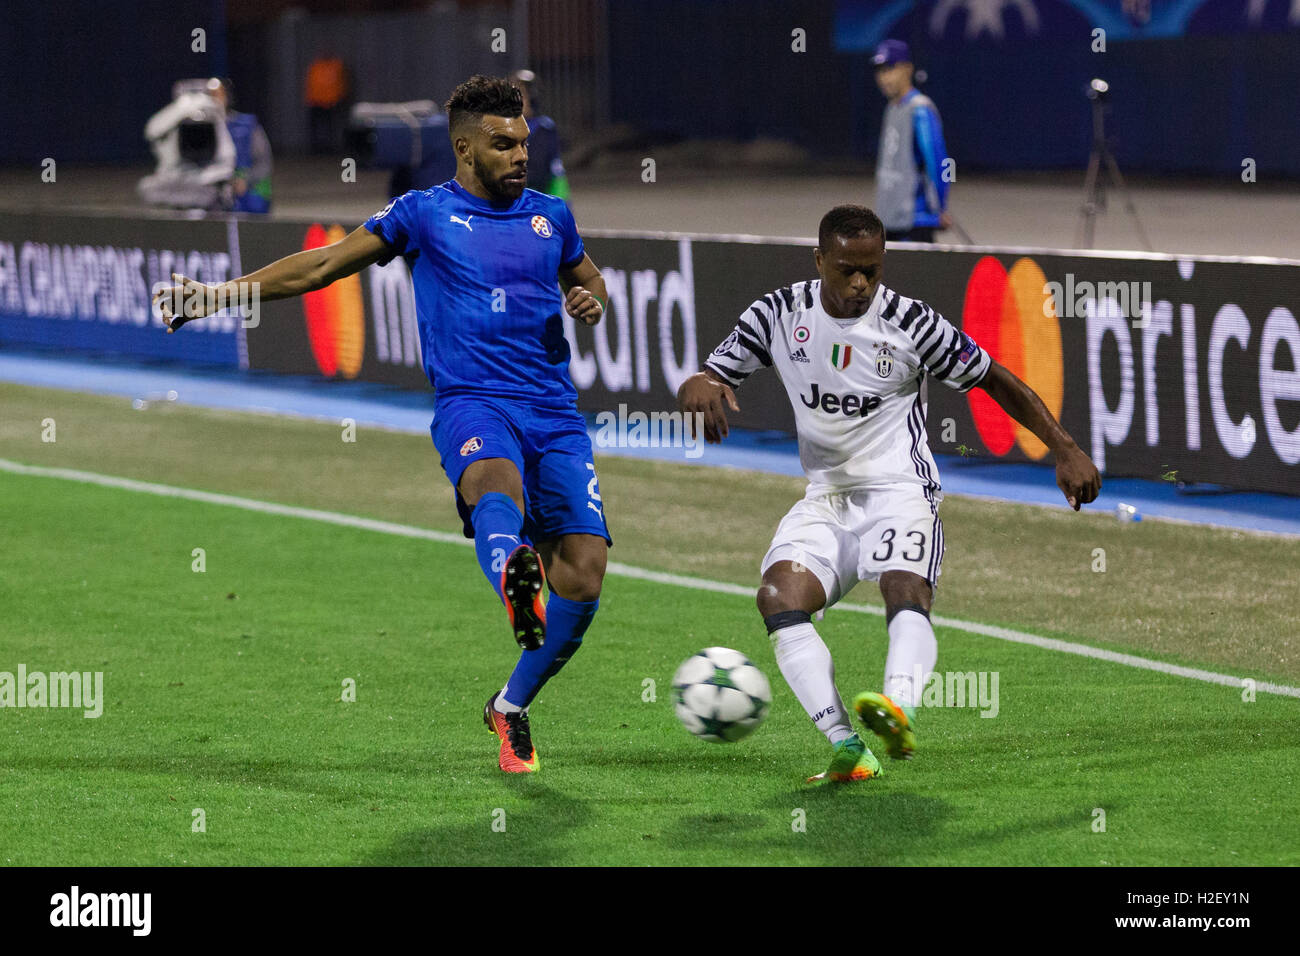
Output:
[763, 609, 812, 634]
[885, 602, 930, 625]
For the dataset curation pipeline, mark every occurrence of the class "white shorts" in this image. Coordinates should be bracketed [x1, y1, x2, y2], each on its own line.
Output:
[761, 485, 944, 608]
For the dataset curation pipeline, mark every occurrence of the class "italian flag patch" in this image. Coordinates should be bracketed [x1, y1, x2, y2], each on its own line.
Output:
[830, 343, 852, 370]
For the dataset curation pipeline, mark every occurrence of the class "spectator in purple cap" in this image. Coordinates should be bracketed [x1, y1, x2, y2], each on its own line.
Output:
[872, 39, 952, 243]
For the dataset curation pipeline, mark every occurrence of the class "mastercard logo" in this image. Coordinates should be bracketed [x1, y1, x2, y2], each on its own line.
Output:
[302, 223, 365, 379]
[961, 257, 1063, 460]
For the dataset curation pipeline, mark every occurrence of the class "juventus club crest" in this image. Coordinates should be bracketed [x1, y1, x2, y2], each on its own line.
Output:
[830, 343, 852, 371]
[875, 345, 894, 377]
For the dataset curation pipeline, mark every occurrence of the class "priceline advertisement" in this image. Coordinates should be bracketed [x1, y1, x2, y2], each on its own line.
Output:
[889, 252, 1300, 495]
[1, 210, 1295, 495]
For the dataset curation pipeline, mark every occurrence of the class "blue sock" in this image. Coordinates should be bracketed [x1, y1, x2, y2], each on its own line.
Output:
[502, 595, 598, 709]
[470, 492, 524, 602]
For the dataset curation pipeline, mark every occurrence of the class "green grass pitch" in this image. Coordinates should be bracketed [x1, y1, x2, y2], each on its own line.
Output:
[0, 383, 1297, 865]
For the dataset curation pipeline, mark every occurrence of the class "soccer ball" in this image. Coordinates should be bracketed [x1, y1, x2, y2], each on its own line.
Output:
[672, 647, 772, 743]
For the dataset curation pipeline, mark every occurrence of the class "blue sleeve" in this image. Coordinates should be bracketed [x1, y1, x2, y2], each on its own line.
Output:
[556, 200, 584, 269]
[913, 104, 949, 213]
[363, 190, 423, 264]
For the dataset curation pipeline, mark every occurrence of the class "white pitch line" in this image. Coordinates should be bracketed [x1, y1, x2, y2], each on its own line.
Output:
[4, 457, 1298, 700]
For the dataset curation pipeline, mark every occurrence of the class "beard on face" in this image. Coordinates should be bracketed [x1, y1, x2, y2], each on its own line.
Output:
[475, 159, 526, 202]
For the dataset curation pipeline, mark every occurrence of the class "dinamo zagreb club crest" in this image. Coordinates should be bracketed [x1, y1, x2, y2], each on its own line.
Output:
[531, 215, 552, 237]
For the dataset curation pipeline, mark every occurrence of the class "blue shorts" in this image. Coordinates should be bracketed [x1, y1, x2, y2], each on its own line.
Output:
[431, 394, 611, 546]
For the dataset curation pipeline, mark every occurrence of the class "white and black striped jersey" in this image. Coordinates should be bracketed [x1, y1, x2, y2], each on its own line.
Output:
[705, 279, 991, 494]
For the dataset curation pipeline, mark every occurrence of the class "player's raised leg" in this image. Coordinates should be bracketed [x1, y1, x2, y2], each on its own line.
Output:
[456, 455, 548, 651]
[484, 439, 610, 773]
[758, 559, 882, 783]
[496, 532, 605, 710]
[854, 569, 934, 760]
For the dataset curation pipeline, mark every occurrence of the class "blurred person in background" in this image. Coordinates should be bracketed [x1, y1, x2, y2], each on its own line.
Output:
[138, 78, 272, 214]
[213, 79, 273, 214]
[511, 69, 570, 199]
[872, 40, 951, 243]
[138, 78, 235, 211]
[306, 55, 350, 154]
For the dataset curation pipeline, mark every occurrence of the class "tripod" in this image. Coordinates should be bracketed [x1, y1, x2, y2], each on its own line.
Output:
[1077, 81, 1152, 251]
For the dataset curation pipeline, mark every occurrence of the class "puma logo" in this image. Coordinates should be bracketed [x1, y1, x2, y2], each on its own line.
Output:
[450, 215, 473, 231]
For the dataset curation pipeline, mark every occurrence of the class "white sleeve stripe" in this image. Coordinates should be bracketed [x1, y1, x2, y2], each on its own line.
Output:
[934, 342, 965, 379]
[914, 321, 945, 357]
[909, 309, 939, 346]
[704, 358, 747, 384]
[919, 325, 958, 368]
[735, 328, 773, 367]
[745, 304, 773, 343]
[952, 350, 991, 390]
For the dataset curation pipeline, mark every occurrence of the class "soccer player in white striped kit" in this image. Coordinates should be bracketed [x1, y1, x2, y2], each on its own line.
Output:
[678, 206, 1101, 782]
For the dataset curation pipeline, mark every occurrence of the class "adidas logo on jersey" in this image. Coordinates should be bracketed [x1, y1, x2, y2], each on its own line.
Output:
[799, 383, 883, 417]
[789, 347, 810, 363]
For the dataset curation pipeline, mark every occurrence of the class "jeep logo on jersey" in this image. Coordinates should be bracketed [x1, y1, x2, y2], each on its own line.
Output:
[799, 384, 883, 417]
[875, 345, 893, 377]
[531, 215, 553, 238]
[830, 343, 852, 370]
[460, 437, 483, 456]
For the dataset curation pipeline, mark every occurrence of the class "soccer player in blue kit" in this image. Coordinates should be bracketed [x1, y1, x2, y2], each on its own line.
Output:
[155, 76, 610, 774]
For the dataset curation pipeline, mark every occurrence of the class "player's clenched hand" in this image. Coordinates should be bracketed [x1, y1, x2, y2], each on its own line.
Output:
[1056, 444, 1101, 511]
[564, 286, 604, 326]
[153, 272, 220, 333]
[677, 371, 740, 444]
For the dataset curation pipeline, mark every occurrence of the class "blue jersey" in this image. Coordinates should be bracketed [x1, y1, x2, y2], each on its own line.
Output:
[363, 180, 586, 406]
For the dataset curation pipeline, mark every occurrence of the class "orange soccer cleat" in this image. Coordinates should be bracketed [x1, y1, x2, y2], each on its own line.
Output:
[483, 692, 539, 773]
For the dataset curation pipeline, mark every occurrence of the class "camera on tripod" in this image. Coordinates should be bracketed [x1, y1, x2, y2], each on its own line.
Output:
[1076, 77, 1151, 250]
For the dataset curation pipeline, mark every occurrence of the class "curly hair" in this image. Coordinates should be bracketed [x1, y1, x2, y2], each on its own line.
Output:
[445, 75, 524, 133]
[818, 205, 885, 251]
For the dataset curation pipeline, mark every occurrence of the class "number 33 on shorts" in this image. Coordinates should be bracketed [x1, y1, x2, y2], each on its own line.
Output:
[863, 512, 943, 584]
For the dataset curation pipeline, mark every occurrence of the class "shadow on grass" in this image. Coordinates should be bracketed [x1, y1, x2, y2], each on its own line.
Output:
[362, 777, 595, 865]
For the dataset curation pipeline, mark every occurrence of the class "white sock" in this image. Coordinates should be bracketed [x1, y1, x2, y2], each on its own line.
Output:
[494, 686, 524, 714]
[770, 623, 854, 745]
[883, 609, 937, 710]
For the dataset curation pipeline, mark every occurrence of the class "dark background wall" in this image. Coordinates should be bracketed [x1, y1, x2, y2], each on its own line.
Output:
[2, 0, 1297, 176]
[606, 0, 1300, 176]
[0, 0, 230, 164]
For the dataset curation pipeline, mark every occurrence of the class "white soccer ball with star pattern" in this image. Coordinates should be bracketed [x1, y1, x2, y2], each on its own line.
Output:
[672, 647, 771, 743]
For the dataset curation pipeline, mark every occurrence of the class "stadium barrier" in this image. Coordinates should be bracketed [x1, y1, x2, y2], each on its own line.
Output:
[1, 211, 1296, 495]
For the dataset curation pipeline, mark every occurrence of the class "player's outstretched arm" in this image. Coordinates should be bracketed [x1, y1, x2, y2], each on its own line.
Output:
[559, 253, 607, 327]
[977, 361, 1101, 510]
[677, 368, 741, 444]
[155, 225, 391, 332]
